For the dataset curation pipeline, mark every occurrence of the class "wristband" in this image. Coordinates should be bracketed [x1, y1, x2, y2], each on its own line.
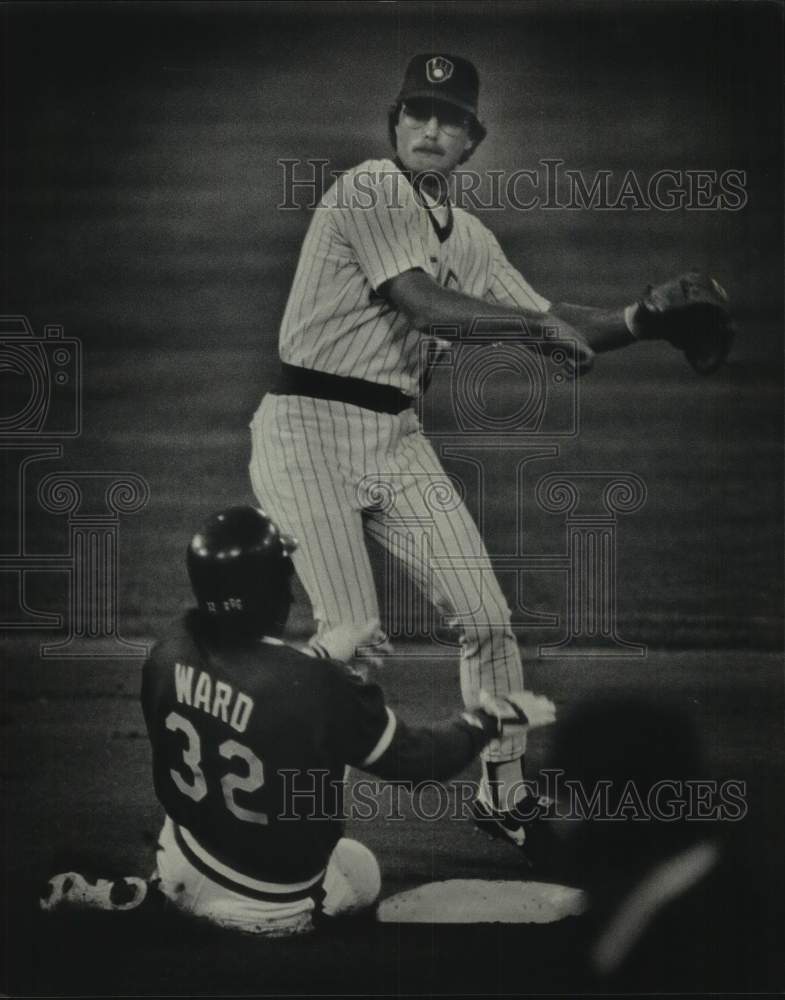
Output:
[624, 303, 642, 338]
[461, 709, 501, 740]
[501, 696, 529, 727]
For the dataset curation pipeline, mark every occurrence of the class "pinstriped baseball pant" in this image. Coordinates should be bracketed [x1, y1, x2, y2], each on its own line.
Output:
[249, 393, 525, 762]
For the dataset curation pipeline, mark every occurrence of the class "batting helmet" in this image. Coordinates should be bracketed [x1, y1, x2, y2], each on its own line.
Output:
[187, 506, 298, 637]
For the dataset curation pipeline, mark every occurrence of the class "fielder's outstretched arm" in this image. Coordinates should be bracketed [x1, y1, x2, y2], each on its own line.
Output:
[385, 269, 600, 369]
[548, 302, 637, 354]
[384, 269, 583, 342]
[386, 270, 654, 365]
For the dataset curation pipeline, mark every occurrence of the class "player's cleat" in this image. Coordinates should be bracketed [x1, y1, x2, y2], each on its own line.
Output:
[39, 871, 148, 913]
[470, 794, 554, 868]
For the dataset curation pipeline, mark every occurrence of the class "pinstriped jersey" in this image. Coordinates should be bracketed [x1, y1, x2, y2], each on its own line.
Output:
[278, 157, 551, 397]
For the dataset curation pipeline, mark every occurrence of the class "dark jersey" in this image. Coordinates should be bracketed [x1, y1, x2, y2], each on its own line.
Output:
[141, 612, 392, 884]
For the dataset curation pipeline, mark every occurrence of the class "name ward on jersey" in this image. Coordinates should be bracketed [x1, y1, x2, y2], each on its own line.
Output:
[173, 661, 255, 734]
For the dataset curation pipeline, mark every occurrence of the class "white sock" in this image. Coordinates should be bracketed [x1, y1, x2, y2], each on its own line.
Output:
[480, 758, 528, 812]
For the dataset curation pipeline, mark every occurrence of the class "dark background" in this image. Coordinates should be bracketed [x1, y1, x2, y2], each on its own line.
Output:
[1, 1, 783, 994]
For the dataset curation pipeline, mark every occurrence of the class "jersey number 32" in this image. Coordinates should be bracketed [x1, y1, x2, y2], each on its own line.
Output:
[165, 710, 268, 825]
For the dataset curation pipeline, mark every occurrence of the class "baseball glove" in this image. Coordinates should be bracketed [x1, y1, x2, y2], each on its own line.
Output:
[634, 271, 735, 374]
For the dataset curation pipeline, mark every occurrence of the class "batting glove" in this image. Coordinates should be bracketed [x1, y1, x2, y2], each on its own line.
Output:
[475, 689, 557, 735]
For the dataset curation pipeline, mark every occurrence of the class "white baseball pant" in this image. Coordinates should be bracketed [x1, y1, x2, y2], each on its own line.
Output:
[154, 817, 381, 936]
[249, 393, 526, 762]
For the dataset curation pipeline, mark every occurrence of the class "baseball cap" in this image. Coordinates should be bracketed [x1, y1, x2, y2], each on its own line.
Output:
[396, 53, 481, 119]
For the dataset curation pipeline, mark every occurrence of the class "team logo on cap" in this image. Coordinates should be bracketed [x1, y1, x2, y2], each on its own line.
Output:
[426, 56, 454, 84]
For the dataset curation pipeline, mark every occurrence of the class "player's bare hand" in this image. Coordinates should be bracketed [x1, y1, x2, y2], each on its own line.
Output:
[478, 689, 557, 732]
[309, 624, 391, 667]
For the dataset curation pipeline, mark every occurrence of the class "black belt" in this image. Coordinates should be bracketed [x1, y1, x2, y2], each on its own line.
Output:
[272, 363, 413, 415]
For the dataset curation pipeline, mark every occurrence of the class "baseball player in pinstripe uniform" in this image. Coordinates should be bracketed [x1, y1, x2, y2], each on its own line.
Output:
[249, 53, 734, 858]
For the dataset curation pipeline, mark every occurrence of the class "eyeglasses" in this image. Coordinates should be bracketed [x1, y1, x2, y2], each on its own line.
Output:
[400, 99, 471, 136]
